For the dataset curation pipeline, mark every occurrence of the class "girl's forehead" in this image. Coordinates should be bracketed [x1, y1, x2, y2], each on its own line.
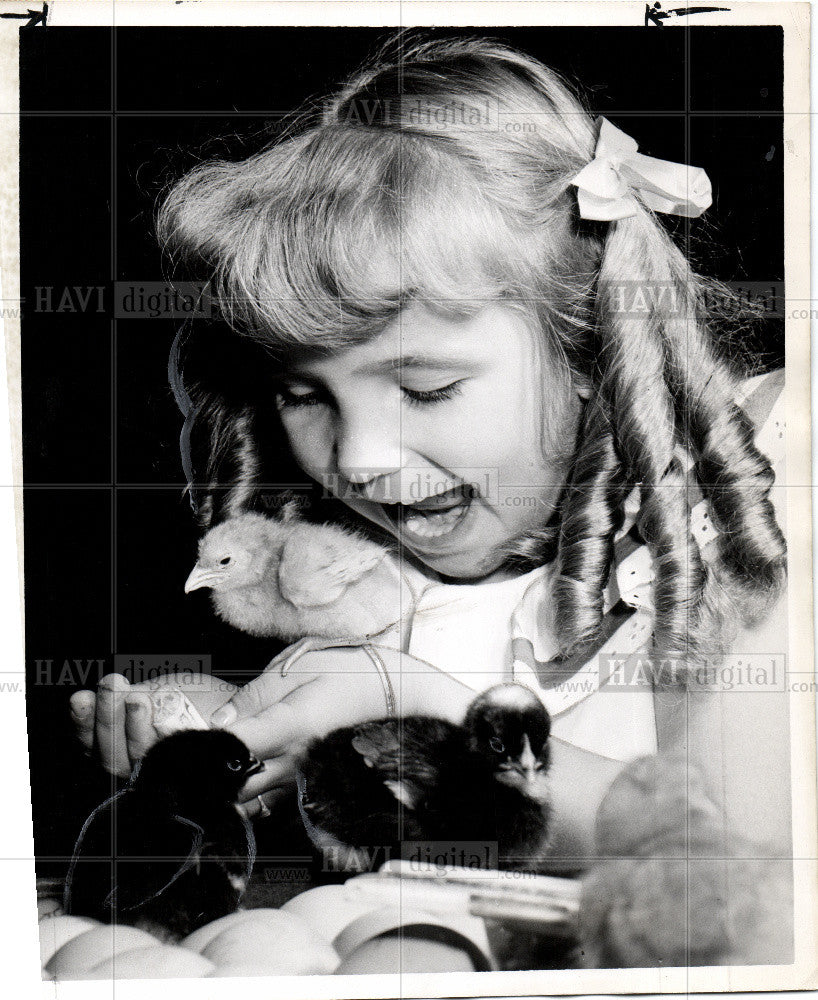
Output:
[288, 303, 540, 375]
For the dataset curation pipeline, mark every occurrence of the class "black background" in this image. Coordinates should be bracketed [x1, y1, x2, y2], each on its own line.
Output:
[19, 26, 784, 866]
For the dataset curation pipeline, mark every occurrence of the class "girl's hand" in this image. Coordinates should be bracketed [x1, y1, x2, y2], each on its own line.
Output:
[209, 645, 475, 817]
[69, 671, 237, 778]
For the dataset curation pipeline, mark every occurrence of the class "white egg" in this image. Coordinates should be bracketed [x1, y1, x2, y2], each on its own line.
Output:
[281, 885, 383, 943]
[39, 915, 98, 970]
[182, 908, 338, 975]
[206, 963, 288, 978]
[45, 924, 160, 979]
[86, 944, 215, 979]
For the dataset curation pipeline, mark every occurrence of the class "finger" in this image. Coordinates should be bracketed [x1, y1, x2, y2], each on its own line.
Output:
[210, 668, 313, 729]
[124, 694, 157, 766]
[237, 787, 290, 821]
[229, 665, 392, 762]
[210, 645, 372, 729]
[131, 670, 238, 723]
[223, 699, 305, 761]
[238, 757, 299, 800]
[70, 691, 96, 752]
[95, 673, 132, 778]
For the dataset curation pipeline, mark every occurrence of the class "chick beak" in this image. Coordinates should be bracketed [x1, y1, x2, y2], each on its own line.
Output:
[517, 737, 539, 789]
[521, 765, 538, 788]
[244, 756, 265, 778]
[185, 563, 221, 594]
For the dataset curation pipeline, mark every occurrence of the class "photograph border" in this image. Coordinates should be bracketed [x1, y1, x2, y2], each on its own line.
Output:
[0, 1, 814, 997]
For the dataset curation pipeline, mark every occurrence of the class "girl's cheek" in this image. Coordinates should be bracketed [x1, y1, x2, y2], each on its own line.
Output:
[280, 410, 335, 478]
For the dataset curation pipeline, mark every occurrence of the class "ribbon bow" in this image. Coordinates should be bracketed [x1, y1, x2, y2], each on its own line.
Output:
[571, 117, 713, 221]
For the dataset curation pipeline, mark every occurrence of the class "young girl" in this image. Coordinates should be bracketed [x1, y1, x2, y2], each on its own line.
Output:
[72, 35, 789, 866]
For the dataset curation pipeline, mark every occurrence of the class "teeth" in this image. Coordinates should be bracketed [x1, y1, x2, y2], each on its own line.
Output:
[401, 500, 470, 539]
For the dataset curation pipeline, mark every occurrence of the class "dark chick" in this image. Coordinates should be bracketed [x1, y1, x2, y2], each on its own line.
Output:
[299, 683, 551, 870]
[463, 683, 552, 865]
[64, 730, 264, 942]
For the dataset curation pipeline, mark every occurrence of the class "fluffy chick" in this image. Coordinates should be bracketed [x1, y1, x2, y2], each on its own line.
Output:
[578, 754, 794, 968]
[64, 730, 263, 941]
[299, 683, 552, 870]
[185, 511, 404, 641]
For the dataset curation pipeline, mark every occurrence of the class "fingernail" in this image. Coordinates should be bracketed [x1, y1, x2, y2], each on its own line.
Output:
[99, 673, 129, 691]
[211, 704, 236, 728]
[125, 699, 146, 715]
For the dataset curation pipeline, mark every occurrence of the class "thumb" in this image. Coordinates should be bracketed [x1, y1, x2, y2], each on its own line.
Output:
[225, 700, 303, 762]
[209, 669, 286, 729]
[209, 658, 315, 728]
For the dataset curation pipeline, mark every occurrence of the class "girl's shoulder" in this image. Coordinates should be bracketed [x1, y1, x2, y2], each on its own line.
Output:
[736, 368, 786, 534]
[737, 368, 785, 469]
[735, 367, 784, 415]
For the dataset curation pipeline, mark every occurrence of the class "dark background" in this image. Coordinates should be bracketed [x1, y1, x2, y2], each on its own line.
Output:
[19, 26, 784, 868]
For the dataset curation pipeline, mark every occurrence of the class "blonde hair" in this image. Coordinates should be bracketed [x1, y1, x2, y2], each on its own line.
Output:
[158, 34, 785, 667]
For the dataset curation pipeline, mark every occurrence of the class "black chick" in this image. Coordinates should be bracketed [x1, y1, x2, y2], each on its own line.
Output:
[298, 683, 551, 870]
[64, 729, 264, 941]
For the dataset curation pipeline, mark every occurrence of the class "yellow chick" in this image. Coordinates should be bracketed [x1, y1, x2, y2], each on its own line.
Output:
[184, 511, 406, 642]
[578, 754, 793, 968]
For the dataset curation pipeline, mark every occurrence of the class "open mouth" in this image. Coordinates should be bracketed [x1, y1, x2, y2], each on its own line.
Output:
[381, 484, 476, 541]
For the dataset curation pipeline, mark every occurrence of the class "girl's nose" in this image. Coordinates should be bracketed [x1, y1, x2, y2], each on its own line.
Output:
[334, 411, 403, 485]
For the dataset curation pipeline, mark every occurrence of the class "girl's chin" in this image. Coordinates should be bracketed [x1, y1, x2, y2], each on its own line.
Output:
[411, 548, 509, 582]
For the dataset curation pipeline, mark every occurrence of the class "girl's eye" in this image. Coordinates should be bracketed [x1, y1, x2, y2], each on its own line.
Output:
[402, 381, 464, 406]
[227, 760, 243, 772]
[275, 384, 325, 409]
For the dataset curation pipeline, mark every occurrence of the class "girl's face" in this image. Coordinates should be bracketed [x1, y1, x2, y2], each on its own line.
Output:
[274, 304, 584, 580]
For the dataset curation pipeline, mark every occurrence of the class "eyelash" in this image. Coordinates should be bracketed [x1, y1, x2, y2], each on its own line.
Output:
[275, 386, 324, 409]
[403, 381, 464, 407]
[276, 381, 464, 410]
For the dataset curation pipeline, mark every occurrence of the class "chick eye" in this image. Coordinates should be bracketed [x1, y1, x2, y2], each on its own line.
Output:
[227, 759, 243, 772]
[489, 736, 505, 754]
[220, 556, 231, 565]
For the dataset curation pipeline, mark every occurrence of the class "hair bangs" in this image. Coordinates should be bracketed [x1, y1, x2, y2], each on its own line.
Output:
[160, 124, 551, 359]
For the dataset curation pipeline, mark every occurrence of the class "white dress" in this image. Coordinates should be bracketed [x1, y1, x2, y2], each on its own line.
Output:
[377, 371, 786, 763]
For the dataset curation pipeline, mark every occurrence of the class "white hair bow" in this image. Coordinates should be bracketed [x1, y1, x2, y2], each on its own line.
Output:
[571, 117, 713, 221]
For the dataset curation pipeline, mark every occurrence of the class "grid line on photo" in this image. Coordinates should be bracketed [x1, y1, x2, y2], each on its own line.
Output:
[111, 22, 118, 659]
[684, 21, 693, 985]
[10, 109, 798, 117]
[109, 22, 119, 980]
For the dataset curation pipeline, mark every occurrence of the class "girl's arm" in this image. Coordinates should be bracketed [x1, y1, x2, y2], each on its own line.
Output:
[653, 593, 792, 856]
[543, 590, 793, 873]
[218, 644, 630, 861]
[71, 648, 630, 858]
[204, 645, 479, 804]
[69, 647, 477, 786]
[539, 738, 627, 871]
